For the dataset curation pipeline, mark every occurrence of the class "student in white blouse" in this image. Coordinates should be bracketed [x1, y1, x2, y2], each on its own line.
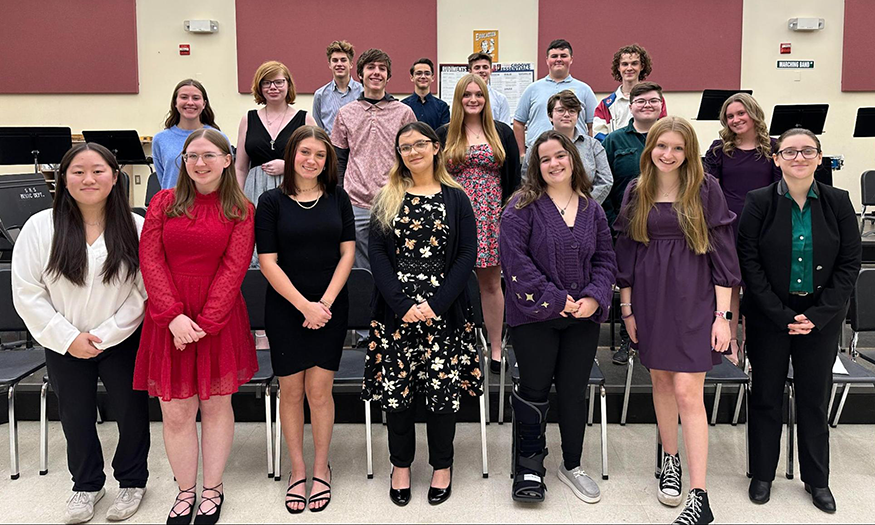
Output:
[11, 143, 150, 525]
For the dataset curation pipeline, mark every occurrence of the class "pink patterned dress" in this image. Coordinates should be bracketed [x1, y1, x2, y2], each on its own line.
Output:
[446, 143, 502, 268]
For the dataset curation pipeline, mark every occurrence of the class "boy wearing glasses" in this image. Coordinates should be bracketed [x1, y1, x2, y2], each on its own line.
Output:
[402, 58, 450, 131]
[592, 44, 667, 142]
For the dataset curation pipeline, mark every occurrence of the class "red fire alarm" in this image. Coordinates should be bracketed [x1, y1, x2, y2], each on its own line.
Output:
[179, 44, 191, 56]
[780, 42, 791, 54]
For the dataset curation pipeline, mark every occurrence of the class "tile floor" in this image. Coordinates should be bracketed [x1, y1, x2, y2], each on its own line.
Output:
[1, 420, 874, 524]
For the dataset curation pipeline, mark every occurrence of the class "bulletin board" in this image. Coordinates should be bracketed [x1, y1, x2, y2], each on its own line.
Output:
[235, 0, 438, 94]
[842, 0, 875, 92]
[537, 0, 743, 92]
[0, 0, 139, 94]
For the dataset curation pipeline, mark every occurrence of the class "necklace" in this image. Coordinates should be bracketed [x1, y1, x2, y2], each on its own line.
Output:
[264, 105, 289, 150]
[83, 219, 104, 227]
[660, 182, 680, 199]
[549, 191, 575, 216]
[296, 184, 319, 193]
[464, 124, 483, 140]
[292, 193, 320, 210]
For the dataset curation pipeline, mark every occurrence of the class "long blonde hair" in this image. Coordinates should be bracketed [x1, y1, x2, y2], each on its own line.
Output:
[625, 117, 710, 254]
[445, 74, 505, 167]
[715, 93, 772, 159]
[372, 122, 463, 231]
[167, 128, 250, 221]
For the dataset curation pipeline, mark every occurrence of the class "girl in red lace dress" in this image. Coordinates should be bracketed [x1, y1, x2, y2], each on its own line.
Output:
[134, 128, 256, 525]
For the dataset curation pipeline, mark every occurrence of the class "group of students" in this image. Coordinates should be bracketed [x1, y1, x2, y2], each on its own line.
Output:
[8, 36, 862, 525]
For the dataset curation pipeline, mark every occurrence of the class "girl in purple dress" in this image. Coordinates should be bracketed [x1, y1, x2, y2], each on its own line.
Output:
[704, 93, 781, 360]
[615, 117, 741, 525]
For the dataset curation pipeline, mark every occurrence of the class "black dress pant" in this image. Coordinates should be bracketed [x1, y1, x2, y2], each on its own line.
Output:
[44, 329, 150, 492]
[510, 317, 600, 471]
[386, 401, 456, 470]
[747, 295, 839, 487]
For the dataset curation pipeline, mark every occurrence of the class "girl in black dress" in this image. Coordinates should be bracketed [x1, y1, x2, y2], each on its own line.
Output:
[255, 126, 355, 513]
[362, 122, 481, 507]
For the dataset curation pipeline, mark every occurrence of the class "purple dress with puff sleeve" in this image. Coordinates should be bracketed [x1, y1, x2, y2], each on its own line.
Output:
[614, 175, 742, 372]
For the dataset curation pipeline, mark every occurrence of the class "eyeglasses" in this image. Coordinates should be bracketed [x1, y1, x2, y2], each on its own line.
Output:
[631, 98, 663, 107]
[182, 152, 225, 163]
[777, 147, 820, 160]
[397, 140, 435, 155]
[260, 79, 287, 89]
[552, 108, 578, 116]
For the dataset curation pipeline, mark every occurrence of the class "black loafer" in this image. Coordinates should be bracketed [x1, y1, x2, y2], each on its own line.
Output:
[390, 467, 411, 507]
[805, 484, 836, 513]
[748, 478, 771, 504]
[427, 467, 452, 505]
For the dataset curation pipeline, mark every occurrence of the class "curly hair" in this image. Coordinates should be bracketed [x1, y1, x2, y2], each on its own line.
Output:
[611, 44, 652, 82]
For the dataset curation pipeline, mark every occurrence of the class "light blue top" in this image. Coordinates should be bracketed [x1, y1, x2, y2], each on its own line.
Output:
[487, 84, 511, 125]
[313, 78, 364, 135]
[152, 125, 229, 189]
[512, 75, 597, 148]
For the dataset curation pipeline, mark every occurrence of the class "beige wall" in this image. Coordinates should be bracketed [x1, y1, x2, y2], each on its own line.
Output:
[1, 0, 871, 206]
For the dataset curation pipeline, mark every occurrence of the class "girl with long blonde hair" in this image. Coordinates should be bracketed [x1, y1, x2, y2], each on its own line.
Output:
[364, 122, 481, 507]
[435, 73, 521, 374]
[615, 116, 741, 525]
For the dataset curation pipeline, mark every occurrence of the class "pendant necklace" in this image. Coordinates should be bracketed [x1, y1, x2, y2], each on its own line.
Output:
[265, 105, 289, 150]
[549, 192, 575, 216]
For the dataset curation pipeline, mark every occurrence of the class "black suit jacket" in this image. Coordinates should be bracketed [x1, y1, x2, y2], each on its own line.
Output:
[737, 180, 862, 332]
[368, 185, 477, 332]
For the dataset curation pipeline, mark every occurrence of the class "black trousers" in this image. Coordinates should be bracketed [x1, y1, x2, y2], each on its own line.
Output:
[44, 329, 150, 492]
[386, 403, 456, 470]
[747, 295, 839, 487]
[510, 317, 600, 470]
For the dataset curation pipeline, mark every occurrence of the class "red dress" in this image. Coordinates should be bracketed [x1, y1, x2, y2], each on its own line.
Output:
[134, 189, 257, 401]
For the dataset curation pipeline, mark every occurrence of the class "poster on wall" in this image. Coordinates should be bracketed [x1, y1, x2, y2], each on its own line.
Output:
[439, 63, 535, 117]
[473, 30, 499, 62]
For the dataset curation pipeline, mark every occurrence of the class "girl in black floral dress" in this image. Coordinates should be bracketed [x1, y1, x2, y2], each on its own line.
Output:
[362, 122, 480, 507]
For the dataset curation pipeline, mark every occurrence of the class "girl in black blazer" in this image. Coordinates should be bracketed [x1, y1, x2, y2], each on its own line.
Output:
[737, 128, 861, 513]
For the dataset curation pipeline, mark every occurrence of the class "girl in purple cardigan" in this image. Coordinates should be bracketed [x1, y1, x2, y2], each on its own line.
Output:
[500, 130, 616, 504]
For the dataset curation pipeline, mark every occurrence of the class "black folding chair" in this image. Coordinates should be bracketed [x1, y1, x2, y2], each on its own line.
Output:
[849, 267, 875, 367]
[0, 267, 47, 480]
[240, 269, 277, 478]
[860, 171, 875, 235]
[145, 171, 161, 207]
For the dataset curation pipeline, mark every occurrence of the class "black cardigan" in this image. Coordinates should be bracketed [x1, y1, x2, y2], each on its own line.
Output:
[737, 180, 862, 332]
[435, 121, 521, 203]
[368, 185, 477, 332]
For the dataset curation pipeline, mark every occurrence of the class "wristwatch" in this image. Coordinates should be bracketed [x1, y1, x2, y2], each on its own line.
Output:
[714, 310, 733, 321]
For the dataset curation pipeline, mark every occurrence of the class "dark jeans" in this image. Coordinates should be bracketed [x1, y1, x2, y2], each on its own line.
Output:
[45, 329, 150, 491]
[747, 295, 839, 487]
[510, 317, 600, 470]
[386, 403, 456, 470]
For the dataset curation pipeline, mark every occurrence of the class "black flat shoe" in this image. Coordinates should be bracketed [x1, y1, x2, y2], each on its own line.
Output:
[309, 466, 332, 513]
[167, 485, 196, 525]
[427, 467, 453, 505]
[285, 476, 307, 514]
[390, 467, 411, 507]
[193, 483, 224, 525]
[748, 479, 771, 504]
[805, 484, 836, 513]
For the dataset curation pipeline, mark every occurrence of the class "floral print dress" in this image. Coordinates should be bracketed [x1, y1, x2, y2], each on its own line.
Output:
[362, 192, 483, 413]
[446, 144, 502, 268]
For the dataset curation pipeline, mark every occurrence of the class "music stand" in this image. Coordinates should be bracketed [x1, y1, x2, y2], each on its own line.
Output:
[695, 89, 754, 121]
[82, 130, 150, 166]
[853, 107, 875, 138]
[769, 104, 829, 136]
[0, 127, 72, 174]
[0, 173, 53, 261]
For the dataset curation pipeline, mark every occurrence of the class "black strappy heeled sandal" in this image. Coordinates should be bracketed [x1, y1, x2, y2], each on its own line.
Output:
[166, 485, 197, 525]
[193, 483, 224, 525]
[285, 475, 308, 514]
[308, 465, 332, 512]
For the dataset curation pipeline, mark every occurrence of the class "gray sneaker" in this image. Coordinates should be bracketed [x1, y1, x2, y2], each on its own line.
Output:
[106, 487, 146, 521]
[64, 488, 105, 524]
[558, 465, 601, 503]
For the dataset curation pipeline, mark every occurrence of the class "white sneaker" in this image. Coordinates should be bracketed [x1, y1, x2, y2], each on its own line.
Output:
[558, 465, 601, 503]
[106, 487, 146, 521]
[64, 488, 105, 524]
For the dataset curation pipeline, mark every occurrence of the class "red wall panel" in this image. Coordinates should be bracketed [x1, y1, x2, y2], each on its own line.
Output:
[0, 0, 138, 94]
[842, 0, 875, 92]
[537, 0, 743, 92]
[235, 0, 437, 95]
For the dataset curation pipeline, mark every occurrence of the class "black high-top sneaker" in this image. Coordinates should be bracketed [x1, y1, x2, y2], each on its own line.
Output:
[658, 451, 683, 506]
[672, 488, 714, 525]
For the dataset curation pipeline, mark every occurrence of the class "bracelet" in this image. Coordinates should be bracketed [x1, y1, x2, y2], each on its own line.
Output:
[621, 312, 634, 319]
[319, 299, 332, 309]
[620, 302, 632, 307]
